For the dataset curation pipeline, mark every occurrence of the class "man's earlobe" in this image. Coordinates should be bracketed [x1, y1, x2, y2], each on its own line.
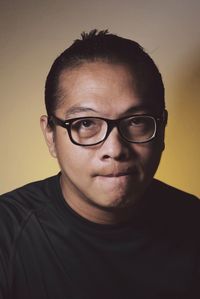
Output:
[40, 115, 57, 158]
[163, 109, 168, 126]
[162, 141, 165, 151]
[161, 110, 168, 152]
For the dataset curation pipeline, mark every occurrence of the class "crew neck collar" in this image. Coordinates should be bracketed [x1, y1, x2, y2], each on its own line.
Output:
[51, 172, 156, 235]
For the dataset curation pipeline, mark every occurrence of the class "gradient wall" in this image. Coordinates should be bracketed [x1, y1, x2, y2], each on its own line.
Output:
[0, 0, 200, 197]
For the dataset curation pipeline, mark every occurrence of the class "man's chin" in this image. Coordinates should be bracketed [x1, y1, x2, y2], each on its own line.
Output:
[87, 191, 141, 211]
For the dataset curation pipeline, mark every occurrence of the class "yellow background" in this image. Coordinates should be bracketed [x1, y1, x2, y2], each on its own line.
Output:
[0, 0, 199, 197]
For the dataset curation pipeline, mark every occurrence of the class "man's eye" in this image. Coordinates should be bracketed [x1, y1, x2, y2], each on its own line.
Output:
[72, 119, 96, 130]
[129, 117, 145, 126]
[81, 120, 94, 128]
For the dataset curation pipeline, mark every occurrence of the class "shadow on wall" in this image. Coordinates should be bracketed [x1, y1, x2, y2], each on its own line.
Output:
[171, 46, 200, 140]
[176, 48, 200, 100]
[163, 46, 200, 196]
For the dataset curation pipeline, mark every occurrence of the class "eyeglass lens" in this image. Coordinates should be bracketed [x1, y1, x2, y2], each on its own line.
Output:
[71, 118, 107, 145]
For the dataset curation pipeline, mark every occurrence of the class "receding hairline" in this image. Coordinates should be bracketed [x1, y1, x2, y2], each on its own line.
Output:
[55, 59, 140, 110]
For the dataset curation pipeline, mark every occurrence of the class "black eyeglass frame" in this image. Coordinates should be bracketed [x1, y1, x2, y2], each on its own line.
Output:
[48, 113, 164, 146]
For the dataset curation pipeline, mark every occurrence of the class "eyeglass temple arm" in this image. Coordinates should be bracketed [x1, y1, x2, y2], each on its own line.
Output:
[48, 115, 69, 128]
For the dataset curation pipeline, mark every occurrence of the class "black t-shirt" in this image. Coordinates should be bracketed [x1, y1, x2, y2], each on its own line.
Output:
[0, 174, 199, 299]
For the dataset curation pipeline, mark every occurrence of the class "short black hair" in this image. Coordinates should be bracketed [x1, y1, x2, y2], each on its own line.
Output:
[45, 29, 165, 116]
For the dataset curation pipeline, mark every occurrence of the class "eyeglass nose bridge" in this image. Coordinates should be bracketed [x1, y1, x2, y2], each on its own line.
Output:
[103, 118, 126, 142]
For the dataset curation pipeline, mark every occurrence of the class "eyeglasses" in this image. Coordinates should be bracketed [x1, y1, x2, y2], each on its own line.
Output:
[49, 114, 163, 146]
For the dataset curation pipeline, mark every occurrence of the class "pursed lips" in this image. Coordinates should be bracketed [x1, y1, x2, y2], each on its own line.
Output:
[93, 168, 139, 192]
[101, 172, 133, 177]
[94, 168, 138, 178]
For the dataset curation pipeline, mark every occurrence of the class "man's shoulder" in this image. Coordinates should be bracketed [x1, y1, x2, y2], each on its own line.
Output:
[0, 174, 60, 277]
[0, 174, 59, 220]
[149, 179, 200, 230]
[152, 179, 199, 202]
[0, 174, 60, 253]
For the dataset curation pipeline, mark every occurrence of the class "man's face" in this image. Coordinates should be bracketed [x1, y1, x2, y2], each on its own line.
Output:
[41, 62, 165, 220]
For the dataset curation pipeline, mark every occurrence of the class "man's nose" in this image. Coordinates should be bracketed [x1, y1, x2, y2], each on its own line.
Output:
[99, 127, 131, 161]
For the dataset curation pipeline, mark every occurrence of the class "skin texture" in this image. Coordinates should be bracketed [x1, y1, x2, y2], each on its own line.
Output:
[41, 62, 166, 224]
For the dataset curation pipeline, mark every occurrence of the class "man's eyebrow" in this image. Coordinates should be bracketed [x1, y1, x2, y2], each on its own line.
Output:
[64, 106, 98, 118]
[124, 104, 154, 115]
[64, 104, 155, 119]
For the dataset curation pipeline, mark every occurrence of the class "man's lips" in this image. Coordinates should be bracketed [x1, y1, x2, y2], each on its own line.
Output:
[94, 168, 138, 178]
[100, 172, 134, 177]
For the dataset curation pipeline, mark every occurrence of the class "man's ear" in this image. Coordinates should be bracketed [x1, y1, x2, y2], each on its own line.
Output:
[40, 115, 57, 158]
[160, 109, 168, 151]
[163, 109, 168, 126]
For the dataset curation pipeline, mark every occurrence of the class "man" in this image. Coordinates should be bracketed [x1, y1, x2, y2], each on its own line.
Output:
[0, 30, 199, 299]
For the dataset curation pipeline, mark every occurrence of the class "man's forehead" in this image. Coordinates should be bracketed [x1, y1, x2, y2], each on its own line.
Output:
[57, 62, 162, 118]
[58, 61, 136, 89]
